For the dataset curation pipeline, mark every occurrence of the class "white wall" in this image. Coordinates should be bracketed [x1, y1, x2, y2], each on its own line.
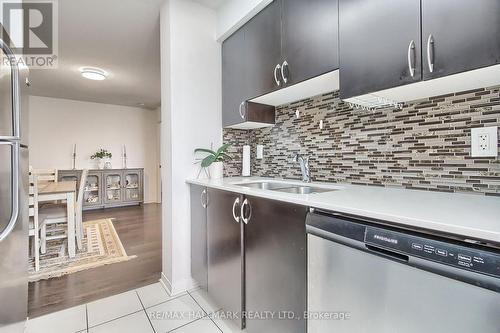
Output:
[29, 96, 161, 203]
[216, 0, 272, 41]
[160, 0, 222, 294]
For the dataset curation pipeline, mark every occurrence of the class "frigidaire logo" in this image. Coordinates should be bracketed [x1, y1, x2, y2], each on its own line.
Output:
[0, 0, 58, 69]
[373, 234, 398, 245]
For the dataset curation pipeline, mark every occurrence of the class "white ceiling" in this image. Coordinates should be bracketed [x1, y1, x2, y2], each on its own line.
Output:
[28, 0, 163, 110]
[193, 0, 228, 9]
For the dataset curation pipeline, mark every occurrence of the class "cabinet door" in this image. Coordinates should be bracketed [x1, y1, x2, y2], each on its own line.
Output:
[207, 189, 244, 329]
[104, 171, 122, 204]
[281, 0, 339, 86]
[339, 0, 421, 99]
[123, 170, 142, 202]
[191, 186, 208, 290]
[422, 0, 500, 80]
[244, 196, 308, 333]
[59, 171, 81, 185]
[244, 0, 282, 99]
[83, 172, 102, 207]
[222, 27, 248, 127]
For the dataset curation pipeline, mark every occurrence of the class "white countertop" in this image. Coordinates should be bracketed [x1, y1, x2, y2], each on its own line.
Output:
[187, 177, 500, 245]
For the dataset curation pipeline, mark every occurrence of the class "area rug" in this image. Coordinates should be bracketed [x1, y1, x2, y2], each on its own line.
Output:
[29, 218, 136, 282]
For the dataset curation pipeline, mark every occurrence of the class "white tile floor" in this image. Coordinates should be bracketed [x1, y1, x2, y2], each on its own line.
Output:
[26, 282, 244, 333]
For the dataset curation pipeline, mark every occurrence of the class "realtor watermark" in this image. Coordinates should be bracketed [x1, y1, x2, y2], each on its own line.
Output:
[1, 0, 58, 69]
[148, 310, 351, 321]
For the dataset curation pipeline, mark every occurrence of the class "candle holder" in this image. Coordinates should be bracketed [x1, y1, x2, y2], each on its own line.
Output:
[122, 145, 128, 169]
[72, 144, 77, 170]
[122, 153, 127, 169]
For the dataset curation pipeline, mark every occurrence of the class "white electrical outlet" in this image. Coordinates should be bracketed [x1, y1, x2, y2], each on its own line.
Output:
[471, 126, 498, 157]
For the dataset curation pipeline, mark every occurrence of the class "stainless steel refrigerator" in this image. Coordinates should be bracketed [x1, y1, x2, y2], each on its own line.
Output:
[0, 38, 30, 332]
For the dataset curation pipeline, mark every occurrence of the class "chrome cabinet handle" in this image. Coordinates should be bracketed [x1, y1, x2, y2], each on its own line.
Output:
[232, 197, 241, 223]
[281, 61, 289, 84]
[407, 40, 415, 77]
[238, 101, 245, 120]
[0, 142, 19, 242]
[426, 34, 434, 73]
[240, 198, 252, 224]
[200, 189, 207, 208]
[273, 64, 281, 86]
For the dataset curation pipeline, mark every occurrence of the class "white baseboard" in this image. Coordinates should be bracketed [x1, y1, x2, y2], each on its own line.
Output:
[143, 200, 161, 204]
[159, 272, 172, 294]
[160, 272, 198, 296]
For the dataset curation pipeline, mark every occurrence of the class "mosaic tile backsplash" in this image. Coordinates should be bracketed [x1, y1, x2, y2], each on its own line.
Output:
[223, 86, 500, 196]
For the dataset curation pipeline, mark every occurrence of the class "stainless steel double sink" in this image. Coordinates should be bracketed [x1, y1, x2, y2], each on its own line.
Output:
[234, 181, 337, 194]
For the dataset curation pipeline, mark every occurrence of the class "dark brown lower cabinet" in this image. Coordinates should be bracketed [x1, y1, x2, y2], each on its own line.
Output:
[206, 189, 245, 329]
[244, 195, 308, 333]
[190, 185, 208, 290]
[203, 188, 307, 332]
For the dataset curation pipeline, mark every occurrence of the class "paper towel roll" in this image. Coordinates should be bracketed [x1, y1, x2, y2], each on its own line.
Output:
[242, 145, 251, 177]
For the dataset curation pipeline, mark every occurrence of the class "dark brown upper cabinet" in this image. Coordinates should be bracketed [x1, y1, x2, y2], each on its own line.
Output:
[244, 0, 282, 99]
[222, 2, 279, 129]
[421, 0, 500, 80]
[281, 0, 340, 87]
[339, 0, 500, 100]
[222, 0, 339, 128]
[222, 27, 249, 128]
[339, 0, 422, 100]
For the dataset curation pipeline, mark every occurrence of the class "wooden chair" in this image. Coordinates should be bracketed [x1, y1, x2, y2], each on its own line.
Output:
[39, 169, 88, 256]
[31, 168, 58, 184]
[32, 168, 59, 205]
[28, 170, 43, 271]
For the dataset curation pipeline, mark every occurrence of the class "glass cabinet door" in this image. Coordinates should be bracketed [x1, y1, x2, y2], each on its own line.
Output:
[124, 171, 141, 202]
[105, 173, 122, 203]
[83, 173, 101, 206]
[59, 171, 83, 189]
[60, 173, 80, 186]
[61, 175, 78, 182]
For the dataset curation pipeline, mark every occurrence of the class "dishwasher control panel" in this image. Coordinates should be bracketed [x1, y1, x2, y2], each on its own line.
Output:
[364, 227, 500, 278]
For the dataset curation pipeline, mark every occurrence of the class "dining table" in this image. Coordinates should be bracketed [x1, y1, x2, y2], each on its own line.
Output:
[37, 181, 77, 258]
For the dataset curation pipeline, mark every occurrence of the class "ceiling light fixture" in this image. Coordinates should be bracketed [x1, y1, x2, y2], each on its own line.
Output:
[79, 67, 108, 81]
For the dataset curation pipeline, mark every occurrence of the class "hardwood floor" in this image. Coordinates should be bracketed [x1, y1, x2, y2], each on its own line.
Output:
[28, 203, 162, 319]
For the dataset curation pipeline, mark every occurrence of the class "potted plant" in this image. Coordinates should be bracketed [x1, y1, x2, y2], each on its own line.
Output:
[194, 143, 232, 179]
[90, 149, 113, 169]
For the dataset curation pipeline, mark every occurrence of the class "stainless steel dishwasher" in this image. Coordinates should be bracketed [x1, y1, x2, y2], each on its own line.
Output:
[306, 210, 500, 333]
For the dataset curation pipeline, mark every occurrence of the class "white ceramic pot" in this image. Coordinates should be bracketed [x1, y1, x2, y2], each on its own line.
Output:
[94, 158, 102, 169]
[209, 161, 224, 179]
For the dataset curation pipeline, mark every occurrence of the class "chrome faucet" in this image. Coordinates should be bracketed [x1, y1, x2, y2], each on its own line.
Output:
[293, 153, 311, 183]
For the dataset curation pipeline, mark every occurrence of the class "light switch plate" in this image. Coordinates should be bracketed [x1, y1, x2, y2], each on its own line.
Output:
[471, 126, 498, 157]
[256, 145, 264, 159]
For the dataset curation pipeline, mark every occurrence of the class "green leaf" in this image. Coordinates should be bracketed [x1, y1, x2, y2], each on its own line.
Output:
[220, 153, 232, 160]
[201, 155, 216, 168]
[194, 148, 216, 155]
[216, 143, 231, 155]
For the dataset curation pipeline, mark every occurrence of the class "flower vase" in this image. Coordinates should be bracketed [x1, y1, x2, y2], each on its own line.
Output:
[103, 158, 112, 169]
